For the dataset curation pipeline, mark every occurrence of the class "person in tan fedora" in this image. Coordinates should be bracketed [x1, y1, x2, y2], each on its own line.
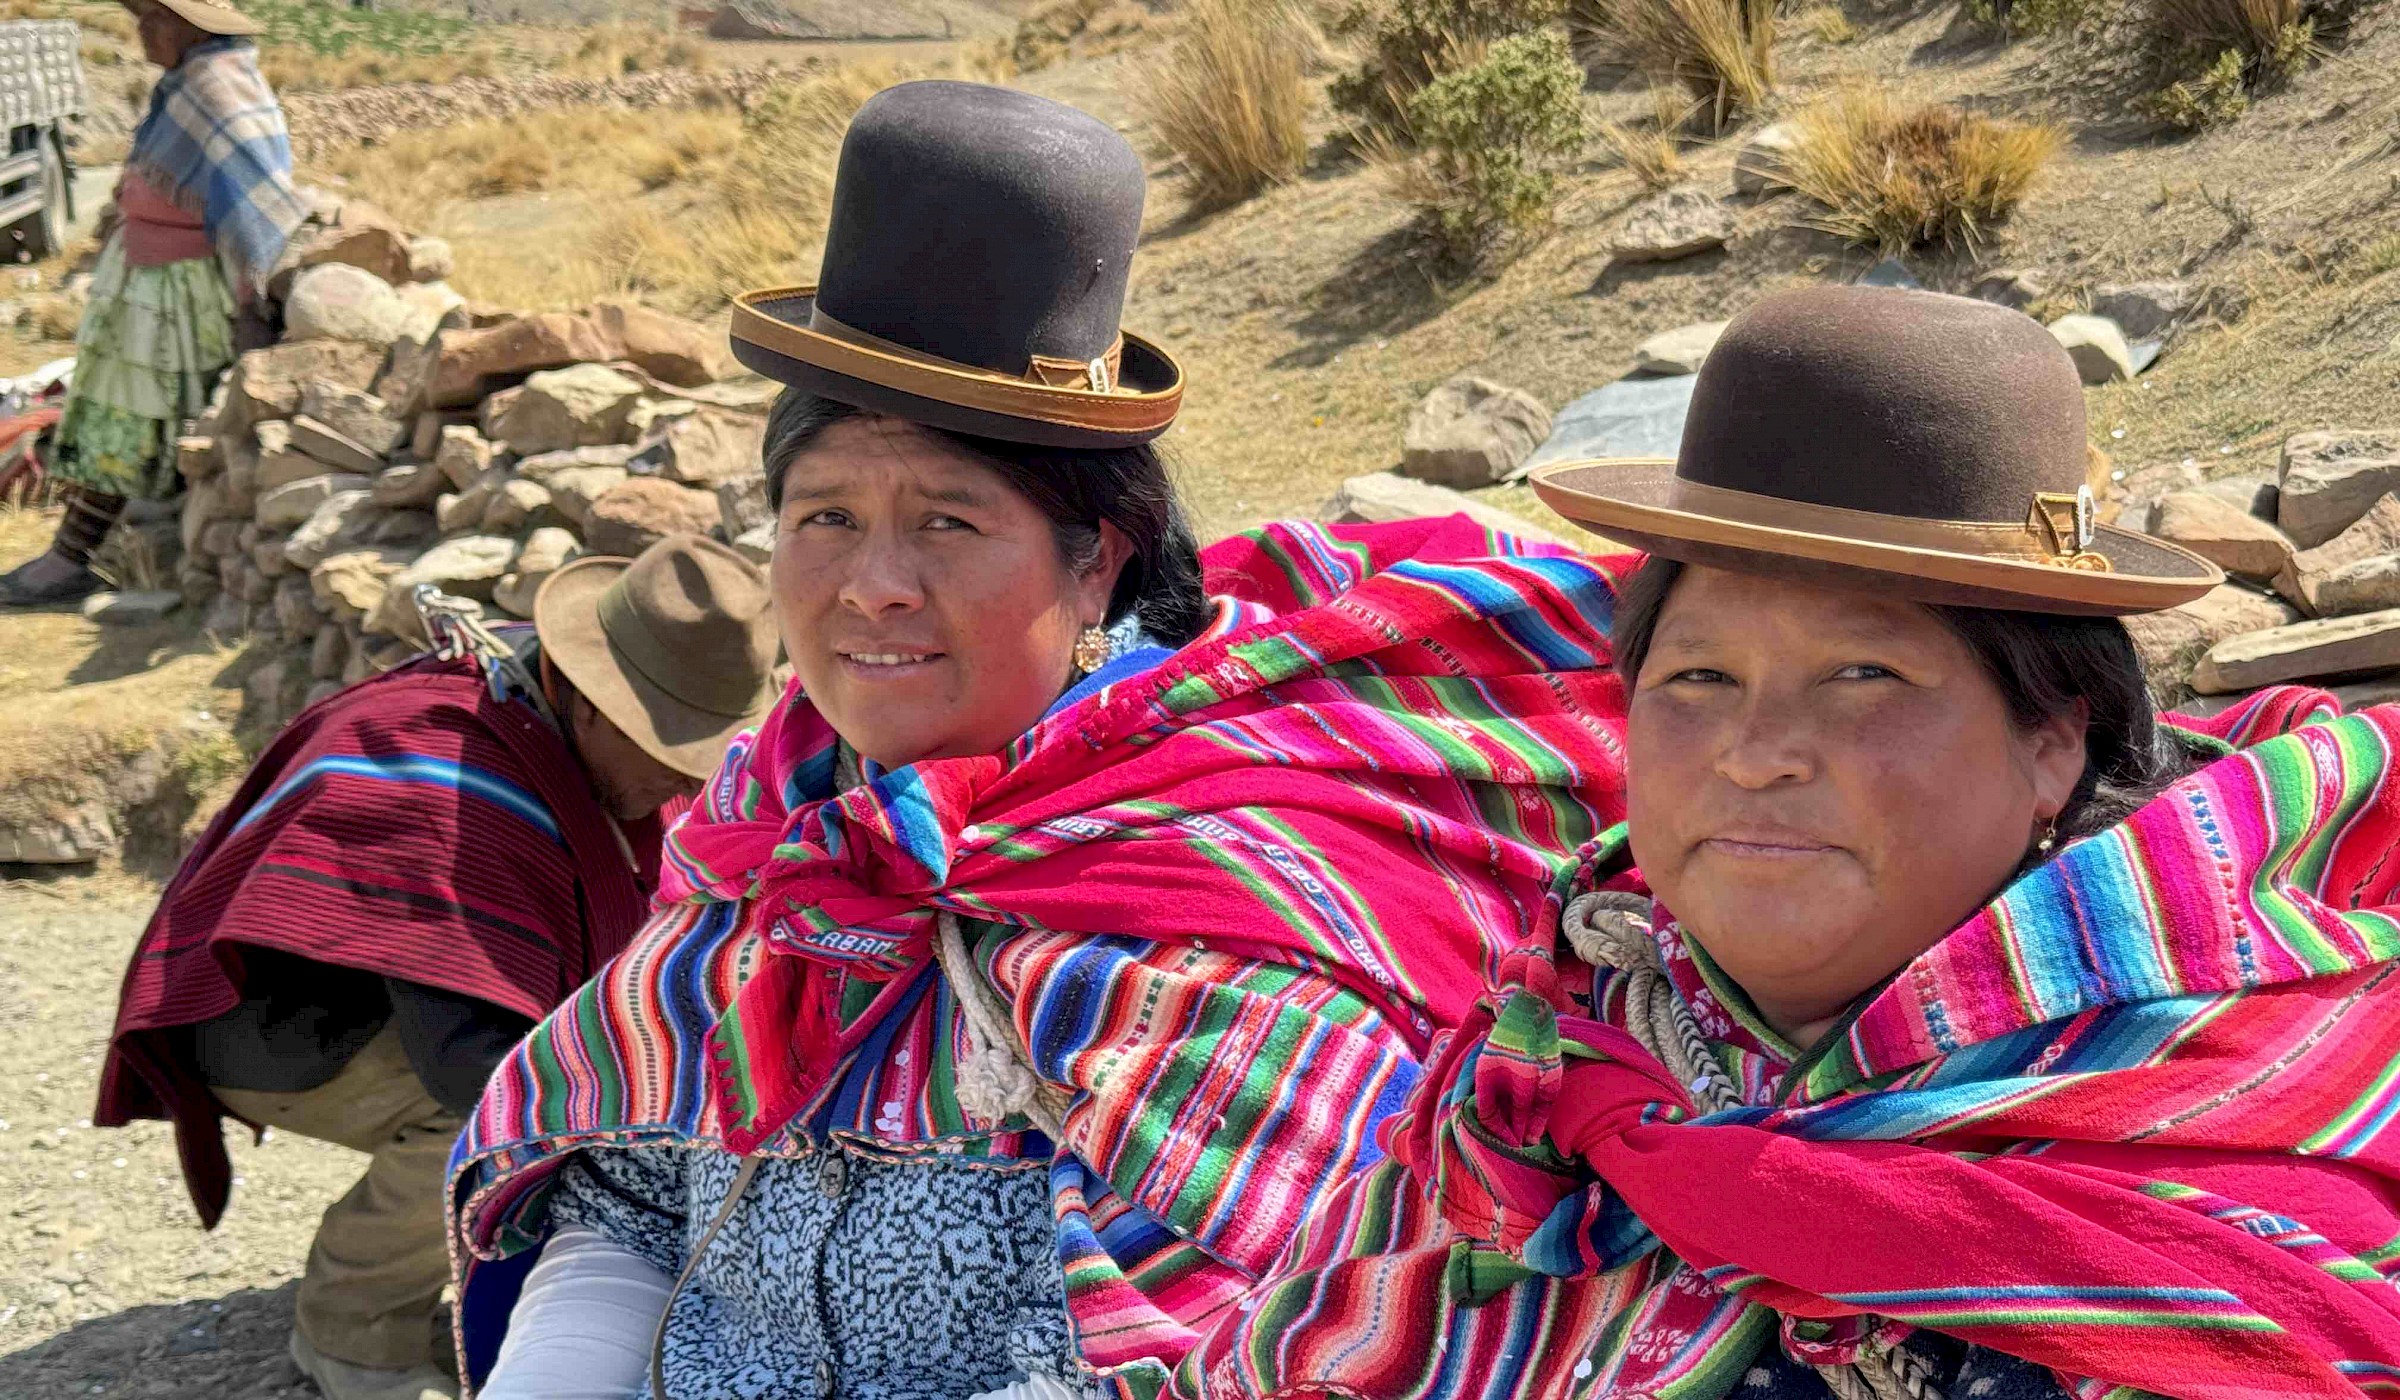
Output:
[94, 534, 778, 1400]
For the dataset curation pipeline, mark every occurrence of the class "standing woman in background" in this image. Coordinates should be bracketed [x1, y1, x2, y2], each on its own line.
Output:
[0, 0, 304, 606]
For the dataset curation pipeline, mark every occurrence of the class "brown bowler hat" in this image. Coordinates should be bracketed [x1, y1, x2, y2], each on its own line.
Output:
[533, 535, 781, 780]
[1530, 286, 2223, 615]
[729, 80, 1182, 449]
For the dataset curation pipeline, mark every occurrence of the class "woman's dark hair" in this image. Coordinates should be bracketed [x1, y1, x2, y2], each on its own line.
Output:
[759, 390, 1210, 645]
[1609, 556, 2198, 848]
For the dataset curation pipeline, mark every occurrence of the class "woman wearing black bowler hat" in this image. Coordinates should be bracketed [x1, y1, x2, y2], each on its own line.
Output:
[442, 79, 1639, 1400]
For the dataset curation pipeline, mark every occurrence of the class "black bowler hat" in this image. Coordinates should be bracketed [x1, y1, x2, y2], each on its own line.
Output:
[1530, 286, 2222, 615]
[729, 80, 1184, 449]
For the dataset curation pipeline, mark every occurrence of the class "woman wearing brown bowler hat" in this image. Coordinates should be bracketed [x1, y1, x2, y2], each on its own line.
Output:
[444, 80, 1641, 1400]
[1171, 287, 2400, 1400]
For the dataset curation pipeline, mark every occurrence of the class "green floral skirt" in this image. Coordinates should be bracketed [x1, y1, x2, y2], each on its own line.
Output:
[50, 237, 237, 501]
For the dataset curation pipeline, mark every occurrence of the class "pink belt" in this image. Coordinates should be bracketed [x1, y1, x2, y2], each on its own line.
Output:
[117, 172, 211, 267]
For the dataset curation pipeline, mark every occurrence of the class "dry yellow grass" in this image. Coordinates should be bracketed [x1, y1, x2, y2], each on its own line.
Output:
[1567, 0, 1776, 131]
[1594, 86, 1695, 191]
[1128, 0, 1311, 211]
[2149, 0, 2312, 75]
[310, 106, 749, 226]
[260, 46, 505, 93]
[1784, 88, 2060, 254]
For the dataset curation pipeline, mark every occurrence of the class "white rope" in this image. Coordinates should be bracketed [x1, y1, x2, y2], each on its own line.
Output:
[936, 911, 1070, 1142]
[1557, 893, 1943, 1400]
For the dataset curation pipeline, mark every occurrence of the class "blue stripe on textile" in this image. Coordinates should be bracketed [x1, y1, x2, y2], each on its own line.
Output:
[1828, 1284, 2245, 1306]
[234, 753, 562, 844]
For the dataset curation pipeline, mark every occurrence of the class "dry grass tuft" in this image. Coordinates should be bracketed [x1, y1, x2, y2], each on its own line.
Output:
[1128, 0, 1311, 211]
[2148, 0, 2312, 74]
[1784, 89, 2061, 253]
[1566, 0, 1775, 131]
[568, 22, 715, 76]
[1800, 4, 1860, 42]
[311, 106, 749, 224]
[1593, 88, 1693, 190]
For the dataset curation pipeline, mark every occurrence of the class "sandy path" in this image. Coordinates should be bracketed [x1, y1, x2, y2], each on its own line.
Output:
[0, 880, 369, 1399]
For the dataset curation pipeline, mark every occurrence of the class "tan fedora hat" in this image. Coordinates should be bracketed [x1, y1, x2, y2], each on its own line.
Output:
[1529, 286, 2223, 616]
[122, 0, 265, 37]
[533, 534, 782, 781]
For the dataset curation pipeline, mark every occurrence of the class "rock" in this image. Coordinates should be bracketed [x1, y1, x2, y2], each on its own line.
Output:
[484, 363, 647, 455]
[2099, 458, 2205, 529]
[287, 415, 387, 476]
[429, 311, 625, 408]
[181, 475, 226, 556]
[199, 519, 241, 557]
[2047, 314, 2134, 384]
[310, 548, 409, 625]
[718, 473, 772, 538]
[282, 489, 377, 570]
[630, 406, 766, 487]
[729, 521, 776, 565]
[1612, 189, 1737, 263]
[437, 470, 509, 534]
[2312, 556, 2400, 616]
[201, 591, 246, 635]
[176, 434, 221, 482]
[492, 527, 582, 618]
[1969, 268, 2051, 311]
[584, 477, 721, 557]
[1321, 472, 1569, 546]
[2275, 495, 2400, 613]
[513, 443, 640, 484]
[272, 219, 412, 296]
[282, 263, 409, 346]
[481, 478, 560, 535]
[253, 420, 327, 493]
[311, 623, 349, 681]
[593, 301, 736, 386]
[546, 465, 634, 529]
[252, 534, 288, 577]
[406, 235, 454, 283]
[435, 425, 499, 490]
[2150, 491, 2294, 585]
[2088, 280, 2198, 341]
[2123, 583, 2299, 682]
[2192, 608, 2400, 693]
[1400, 376, 1554, 489]
[411, 410, 463, 460]
[299, 380, 407, 455]
[370, 461, 447, 509]
[374, 331, 443, 418]
[1730, 123, 1796, 197]
[273, 573, 321, 638]
[79, 590, 181, 625]
[627, 398, 699, 439]
[256, 472, 373, 530]
[369, 510, 438, 550]
[0, 799, 112, 863]
[220, 340, 386, 443]
[393, 281, 469, 345]
[390, 534, 519, 604]
[2277, 430, 2400, 550]
[2198, 472, 2278, 523]
[1632, 321, 1727, 376]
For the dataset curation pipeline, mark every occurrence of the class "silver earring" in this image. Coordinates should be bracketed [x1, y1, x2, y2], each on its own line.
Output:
[2036, 820, 2059, 855]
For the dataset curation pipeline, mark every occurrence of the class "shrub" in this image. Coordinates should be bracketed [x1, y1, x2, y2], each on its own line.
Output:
[1394, 29, 1586, 265]
[2140, 0, 2315, 123]
[1564, 0, 1774, 132]
[1328, 0, 1564, 140]
[1783, 89, 2061, 254]
[1966, 0, 2115, 36]
[1129, 0, 1311, 210]
[2148, 46, 2252, 126]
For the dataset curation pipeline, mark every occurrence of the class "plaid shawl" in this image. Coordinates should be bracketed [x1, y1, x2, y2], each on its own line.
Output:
[1174, 689, 2400, 1400]
[449, 518, 1636, 1394]
[127, 37, 306, 287]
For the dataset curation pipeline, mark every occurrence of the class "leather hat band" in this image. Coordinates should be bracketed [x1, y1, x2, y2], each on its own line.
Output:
[1662, 477, 2115, 573]
[808, 305, 1125, 394]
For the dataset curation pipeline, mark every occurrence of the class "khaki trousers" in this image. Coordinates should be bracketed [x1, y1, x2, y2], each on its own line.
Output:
[213, 1026, 462, 1371]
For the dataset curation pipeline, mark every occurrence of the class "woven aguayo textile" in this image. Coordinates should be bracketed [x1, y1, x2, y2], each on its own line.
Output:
[449, 518, 1636, 1397]
[1172, 688, 2400, 1400]
[95, 652, 660, 1228]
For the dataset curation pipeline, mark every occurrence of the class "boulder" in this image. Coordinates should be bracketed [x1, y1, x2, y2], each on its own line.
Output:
[369, 510, 439, 550]
[584, 478, 720, 557]
[512, 443, 640, 484]
[1631, 321, 1727, 376]
[288, 415, 387, 476]
[310, 548, 410, 625]
[2312, 556, 2400, 617]
[176, 434, 221, 483]
[282, 489, 378, 570]
[435, 425, 499, 490]
[2047, 314, 2134, 384]
[729, 521, 775, 565]
[437, 468, 509, 534]
[393, 281, 469, 344]
[2088, 280, 2199, 341]
[374, 331, 444, 418]
[370, 461, 447, 509]
[1968, 268, 2051, 311]
[1320, 472, 1570, 546]
[1612, 190, 1737, 263]
[492, 526, 582, 618]
[389, 534, 519, 605]
[220, 340, 386, 444]
[482, 363, 647, 455]
[200, 591, 246, 635]
[253, 420, 327, 493]
[282, 263, 409, 347]
[2198, 472, 2278, 523]
[273, 573, 322, 639]
[411, 410, 465, 460]
[718, 473, 772, 539]
[592, 301, 736, 386]
[481, 478, 561, 536]
[546, 465, 634, 529]
[198, 519, 241, 557]
[1400, 377, 1553, 489]
[2277, 430, 2400, 550]
[0, 799, 113, 863]
[1730, 123, 1796, 197]
[2192, 608, 2400, 694]
[405, 235, 455, 283]
[80, 590, 181, 626]
[256, 472, 373, 530]
[272, 217, 413, 294]
[310, 623, 349, 681]
[2275, 495, 2400, 614]
[2100, 458, 2205, 529]
[2149, 490, 2294, 585]
[299, 381, 407, 455]
[630, 406, 767, 488]
[429, 311, 625, 408]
